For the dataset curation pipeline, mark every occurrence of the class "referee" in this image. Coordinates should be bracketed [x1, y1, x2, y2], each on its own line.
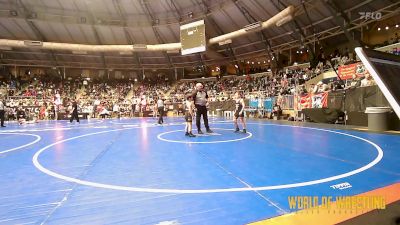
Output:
[0, 97, 5, 127]
[192, 83, 212, 134]
[69, 99, 80, 123]
[157, 97, 165, 124]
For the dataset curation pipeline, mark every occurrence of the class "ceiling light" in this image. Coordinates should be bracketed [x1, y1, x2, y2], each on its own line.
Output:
[10, 10, 17, 16]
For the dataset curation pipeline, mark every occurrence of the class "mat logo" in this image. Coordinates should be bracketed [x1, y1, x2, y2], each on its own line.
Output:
[330, 182, 352, 190]
[155, 220, 180, 225]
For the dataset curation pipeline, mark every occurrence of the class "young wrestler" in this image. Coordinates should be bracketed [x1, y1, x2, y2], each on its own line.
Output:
[184, 95, 196, 137]
[233, 92, 247, 133]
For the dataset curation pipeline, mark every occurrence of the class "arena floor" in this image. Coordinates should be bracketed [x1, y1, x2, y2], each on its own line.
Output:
[0, 117, 399, 225]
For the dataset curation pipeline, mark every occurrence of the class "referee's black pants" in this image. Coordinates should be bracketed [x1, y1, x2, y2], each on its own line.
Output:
[70, 111, 80, 123]
[195, 104, 209, 131]
[0, 110, 5, 126]
[158, 107, 164, 124]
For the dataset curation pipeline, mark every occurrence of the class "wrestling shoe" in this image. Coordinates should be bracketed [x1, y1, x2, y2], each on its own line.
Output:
[198, 130, 204, 134]
[206, 129, 213, 133]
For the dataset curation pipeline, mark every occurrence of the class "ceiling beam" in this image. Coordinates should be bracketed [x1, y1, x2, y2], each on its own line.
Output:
[140, 0, 175, 69]
[15, 0, 58, 67]
[232, 0, 278, 68]
[112, 0, 142, 67]
[322, 0, 362, 49]
[200, 0, 242, 75]
[270, 0, 316, 65]
[83, 0, 107, 69]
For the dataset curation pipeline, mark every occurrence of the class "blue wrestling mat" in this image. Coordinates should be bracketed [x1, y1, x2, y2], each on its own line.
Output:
[0, 117, 399, 224]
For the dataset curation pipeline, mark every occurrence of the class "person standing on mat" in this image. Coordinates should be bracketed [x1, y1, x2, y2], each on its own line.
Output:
[233, 92, 247, 133]
[157, 97, 165, 124]
[184, 95, 196, 137]
[70, 99, 80, 123]
[192, 83, 212, 134]
[0, 97, 5, 127]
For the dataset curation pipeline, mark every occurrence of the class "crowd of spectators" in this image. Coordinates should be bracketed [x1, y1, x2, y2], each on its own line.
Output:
[0, 45, 379, 123]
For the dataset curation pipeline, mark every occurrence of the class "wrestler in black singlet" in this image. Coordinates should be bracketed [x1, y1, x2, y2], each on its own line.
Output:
[234, 98, 244, 118]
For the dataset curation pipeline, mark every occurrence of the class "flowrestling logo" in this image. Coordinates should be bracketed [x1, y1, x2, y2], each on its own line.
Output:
[359, 12, 382, 20]
[330, 182, 352, 190]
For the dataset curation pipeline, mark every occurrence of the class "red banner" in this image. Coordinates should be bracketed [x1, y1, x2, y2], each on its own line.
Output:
[338, 62, 369, 80]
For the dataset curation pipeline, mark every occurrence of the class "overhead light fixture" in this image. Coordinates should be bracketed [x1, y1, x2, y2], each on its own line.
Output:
[276, 15, 293, 27]
[258, 62, 260, 64]
[167, 49, 180, 54]
[385, 26, 389, 30]
[244, 22, 262, 32]
[234, 64, 238, 68]
[396, 24, 399, 28]
[29, 12, 37, 19]
[119, 51, 133, 55]
[268, 59, 270, 62]
[0, 46, 12, 50]
[218, 39, 232, 46]
[10, 10, 18, 16]
[24, 40, 43, 47]
[133, 44, 147, 50]
[247, 61, 250, 64]
[251, 62, 254, 64]
[378, 27, 381, 31]
[72, 50, 87, 54]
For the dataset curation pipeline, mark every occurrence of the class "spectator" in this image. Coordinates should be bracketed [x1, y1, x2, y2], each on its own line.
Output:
[360, 73, 376, 87]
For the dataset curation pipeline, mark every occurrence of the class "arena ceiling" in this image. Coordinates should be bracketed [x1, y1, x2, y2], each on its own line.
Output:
[0, 0, 399, 70]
